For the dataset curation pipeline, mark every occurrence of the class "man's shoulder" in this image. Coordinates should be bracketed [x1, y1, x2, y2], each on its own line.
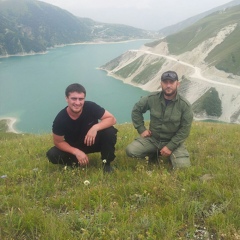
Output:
[83, 101, 105, 117]
[144, 91, 160, 99]
[83, 101, 102, 109]
[54, 107, 68, 121]
[177, 93, 192, 107]
[56, 107, 67, 116]
[84, 100, 100, 106]
[136, 92, 160, 104]
[84, 101, 93, 104]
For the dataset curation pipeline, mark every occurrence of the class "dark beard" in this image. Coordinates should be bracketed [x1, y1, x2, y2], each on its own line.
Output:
[162, 88, 177, 97]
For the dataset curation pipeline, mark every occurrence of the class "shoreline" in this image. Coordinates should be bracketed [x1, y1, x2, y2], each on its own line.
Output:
[98, 67, 148, 91]
[0, 39, 153, 59]
[0, 117, 20, 134]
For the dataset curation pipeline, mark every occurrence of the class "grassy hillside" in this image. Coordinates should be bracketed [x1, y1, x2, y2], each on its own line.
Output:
[0, 122, 240, 239]
[168, 5, 240, 75]
[158, 0, 240, 36]
[145, 5, 240, 75]
[0, 0, 158, 56]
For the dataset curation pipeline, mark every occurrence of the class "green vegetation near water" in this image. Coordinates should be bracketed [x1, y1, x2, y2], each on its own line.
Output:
[192, 88, 222, 117]
[132, 59, 165, 85]
[0, 121, 240, 239]
[115, 55, 165, 85]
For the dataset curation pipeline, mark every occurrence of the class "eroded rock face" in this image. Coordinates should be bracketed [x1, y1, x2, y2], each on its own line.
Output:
[100, 24, 240, 123]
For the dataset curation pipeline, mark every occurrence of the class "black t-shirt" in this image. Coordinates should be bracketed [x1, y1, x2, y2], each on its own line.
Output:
[52, 101, 105, 147]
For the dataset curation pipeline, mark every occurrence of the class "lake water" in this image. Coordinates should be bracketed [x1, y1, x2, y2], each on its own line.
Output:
[0, 40, 151, 134]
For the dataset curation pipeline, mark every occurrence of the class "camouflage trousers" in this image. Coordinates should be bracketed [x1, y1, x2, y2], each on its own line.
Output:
[125, 136, 191, 169]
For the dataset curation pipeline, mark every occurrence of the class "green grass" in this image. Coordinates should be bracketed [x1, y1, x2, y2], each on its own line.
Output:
[0, 121, 240, 239]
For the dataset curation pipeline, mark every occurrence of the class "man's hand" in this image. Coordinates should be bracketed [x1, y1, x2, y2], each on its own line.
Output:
[160, 146, 172, 157]
[141, 130, 152, 138]
[84, 126, 98, 146]
[74, 149, 89, 166]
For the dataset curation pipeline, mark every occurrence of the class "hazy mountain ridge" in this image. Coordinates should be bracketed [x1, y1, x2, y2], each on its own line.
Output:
[100, 5, 240, 123]
[158, 0, 240, 36]
[0, 0, 159, 56]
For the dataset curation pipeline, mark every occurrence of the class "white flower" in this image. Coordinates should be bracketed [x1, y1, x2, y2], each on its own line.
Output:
[84, 180, 90, 186]
[63, 166, 67, 170]
[1, 175, 7, 179]
[102, 159, 107, 164]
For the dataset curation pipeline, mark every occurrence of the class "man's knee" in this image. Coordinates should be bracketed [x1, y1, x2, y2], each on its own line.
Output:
[170, 144, 191, 169]
[46, 147, 59, 164]
[126, 143, 134, 157]
[171, 155, 191, 169]
[101, 127, 118, 143]
[46, 147, 75, 165]
[125, 139, 149, 158]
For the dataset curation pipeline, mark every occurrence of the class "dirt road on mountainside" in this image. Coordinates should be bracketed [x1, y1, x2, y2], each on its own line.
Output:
[134, 50, 240, 90]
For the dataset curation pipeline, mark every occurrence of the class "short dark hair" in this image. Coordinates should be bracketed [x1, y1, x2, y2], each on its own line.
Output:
[65, 83, 86, 97]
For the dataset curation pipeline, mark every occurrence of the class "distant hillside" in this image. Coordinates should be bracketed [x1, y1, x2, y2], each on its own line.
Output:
[151, 4, 240, 75]
[0, 0, 159, 56]
[100, 4, 240, 124]
[158, 0, 240, 36]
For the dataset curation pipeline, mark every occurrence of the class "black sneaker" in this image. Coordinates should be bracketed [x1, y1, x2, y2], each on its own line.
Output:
[103, 164, 114, 173]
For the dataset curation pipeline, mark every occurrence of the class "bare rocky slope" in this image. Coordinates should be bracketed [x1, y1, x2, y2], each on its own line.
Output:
[100, 24, 240, 123]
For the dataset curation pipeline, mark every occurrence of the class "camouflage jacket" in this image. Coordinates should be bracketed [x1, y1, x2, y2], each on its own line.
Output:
[131, 91, 193, 151]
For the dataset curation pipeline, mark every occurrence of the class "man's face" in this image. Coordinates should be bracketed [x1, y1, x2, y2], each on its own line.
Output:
[161, 79, 179, 98]
[66, 92, 85, 114]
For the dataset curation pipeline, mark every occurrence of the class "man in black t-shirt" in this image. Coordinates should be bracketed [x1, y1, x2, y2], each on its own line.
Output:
[46, 83, 118, 173]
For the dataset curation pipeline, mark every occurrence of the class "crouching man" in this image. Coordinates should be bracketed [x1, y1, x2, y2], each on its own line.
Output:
[126, 71, 193, 169]
[46, 83, 118, 173]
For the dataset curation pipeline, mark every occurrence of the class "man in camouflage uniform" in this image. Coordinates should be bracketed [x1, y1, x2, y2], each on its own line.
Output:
[126, 70, 193, 169]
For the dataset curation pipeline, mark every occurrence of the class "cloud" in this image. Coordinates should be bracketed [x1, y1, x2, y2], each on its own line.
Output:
[40, 0, 232, 30]
[42, 0, 152, 10]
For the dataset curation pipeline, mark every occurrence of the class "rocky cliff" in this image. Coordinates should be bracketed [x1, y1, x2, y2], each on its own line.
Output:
[100, 18, 240, 123]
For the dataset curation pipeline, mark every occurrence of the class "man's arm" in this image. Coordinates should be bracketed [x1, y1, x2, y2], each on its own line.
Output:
[131, 96, 149, 134]
[97, 110, 116, 130]
[53, 134, 89, 166]
[166, 106, 193, 152]
[84, 110, 116, 146]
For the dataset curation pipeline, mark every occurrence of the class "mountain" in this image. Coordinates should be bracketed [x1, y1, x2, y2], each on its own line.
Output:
[100, 5, 240, 124]
[159, 0, 240, 36]
[0, 0, 159, 56]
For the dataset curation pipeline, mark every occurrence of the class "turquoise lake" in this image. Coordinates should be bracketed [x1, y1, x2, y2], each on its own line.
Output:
[0, 40, 151, 134]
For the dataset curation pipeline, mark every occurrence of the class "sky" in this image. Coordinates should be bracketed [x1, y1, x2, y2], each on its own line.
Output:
[39, 0, 233, 30]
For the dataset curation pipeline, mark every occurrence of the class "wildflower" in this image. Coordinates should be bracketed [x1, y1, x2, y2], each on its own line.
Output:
[84, 180, 90, 186]
[110, 201, 118, 208]
[146, 170, 153, 176]
[102, 159, 107, 164]
[32, 168, 39, 172]
[63, 166, 67, 170]
[1, 175, 7, 179]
